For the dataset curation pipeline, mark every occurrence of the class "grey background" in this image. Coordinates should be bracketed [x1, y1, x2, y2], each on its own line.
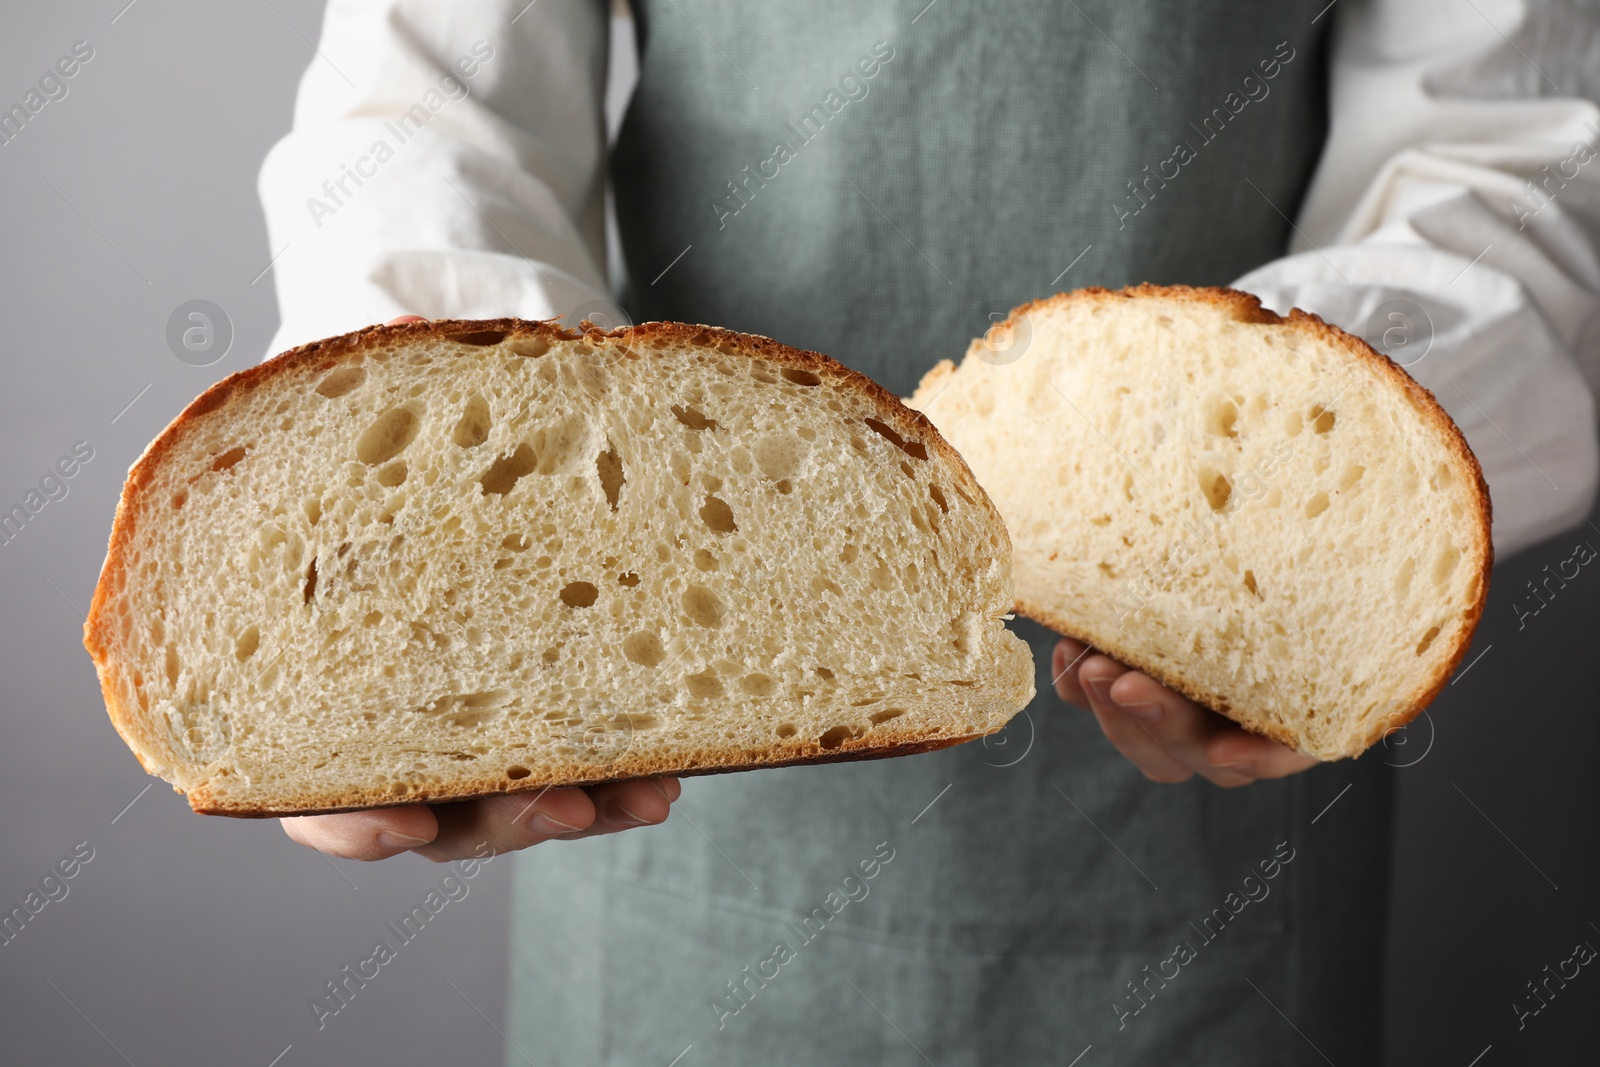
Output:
[0, 2, 1594, 1064]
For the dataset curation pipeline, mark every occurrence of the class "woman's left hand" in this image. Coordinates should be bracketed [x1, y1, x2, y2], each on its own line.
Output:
[1052, 636, 1319, 787]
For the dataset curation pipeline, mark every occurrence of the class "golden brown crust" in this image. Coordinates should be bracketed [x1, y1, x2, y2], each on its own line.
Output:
[188, 732, 984, 817]
[84, 317, 1021, 815]
[994, 285, 1493, 756]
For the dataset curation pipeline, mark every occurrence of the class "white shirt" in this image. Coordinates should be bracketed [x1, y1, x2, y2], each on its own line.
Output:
[259, 0, 1600, 560]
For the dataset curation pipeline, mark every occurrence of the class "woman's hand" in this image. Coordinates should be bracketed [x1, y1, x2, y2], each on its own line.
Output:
[281, 778, 683, 862]
[1052, 637, 1318, 787]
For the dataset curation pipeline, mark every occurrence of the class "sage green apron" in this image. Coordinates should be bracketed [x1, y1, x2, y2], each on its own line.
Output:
[508, 2, 1395, 1063]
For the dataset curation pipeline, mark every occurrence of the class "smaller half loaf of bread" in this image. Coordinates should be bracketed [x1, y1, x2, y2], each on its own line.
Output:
[909, 285, 1491, 760]
[84, 319, 1034, 816]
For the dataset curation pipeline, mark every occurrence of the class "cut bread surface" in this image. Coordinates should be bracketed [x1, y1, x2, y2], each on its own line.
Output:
[909, 286, 1490, 760]
[85, 319, 1034, 815]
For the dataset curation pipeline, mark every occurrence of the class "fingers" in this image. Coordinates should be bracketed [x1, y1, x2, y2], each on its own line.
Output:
[412, 776, 684, 863]
[386, 314, 426, 325]
[567, 777, 680, 839]
[1077, 654, 1199, 785]
[279, 777, 684, 863]
[412, 787, 599, 862]
[1106, 670, 1318, 784]
[1198, 721, 1320, 781]
[1052, 638, 1319, 788]
[1098, 668, 1253, 787]
[281, 806, 441, 861]
[1051, 637, 1094, 706]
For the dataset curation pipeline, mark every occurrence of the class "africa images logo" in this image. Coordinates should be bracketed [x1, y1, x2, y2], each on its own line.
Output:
[303, 41, 496, 229]
[710, 41, 895, 230]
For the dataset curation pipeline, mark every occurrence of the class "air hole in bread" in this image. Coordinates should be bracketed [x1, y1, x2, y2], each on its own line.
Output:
[315, 366, 366, 398]
[234, 626, 259, 662]
[1305, 491, 1330, 519]
[782, 368, 822, 386]
[929, 484, 949, 513]
[683, 585, 726, 628]
[776, 480, 793, 495]
[172, 489, 188, 510]
[686, 669, 723, 699]
[502, 533, 530, 552]
[1199, 469, 1232, 512]
[693, 549, 718, 572]
[1339, 464, 1366, 492]
[302, 558, 318, 604]
[357, 407, 421, 465]
[815, 667, 835, 680]
[617, 571, 641, 587]
[1243, 570, 1262, 598]
[869, 708, 905, 725]
[864, 417, 928, 460]
[672, 404, 718, 431]
[506, 765, 531, 780]
[818, 725, 859, 749]
[1205, 399, 1239, 438]
[376, 460, 407, 487]
[559, 581, 598, 608]
[450, 329, 507, 346]
[1395, 557, 1416, 601]
[700, 495, 737, 533]
[417, 690, 511, 728]
[623, 631, 664, 666]
[211, 446, 247, 473]
[529, 418, 588, 475]
[453, 395, 492, 448]
[840, 544, 859, 563]
[755, 435, 807, 481]
[813, 574, 843, 597]
[1415, 625, 1441, 656]
[597, 441, 625, 510]
[1310, 405, 1336, 433]
[511, 336, 550, 359]
[1433, 546, 1460, 585]
[776, 723, 798, 738]
[740, 673, 776, 696]
[480, 443, 537, 495]
[164, 644, 180, 687]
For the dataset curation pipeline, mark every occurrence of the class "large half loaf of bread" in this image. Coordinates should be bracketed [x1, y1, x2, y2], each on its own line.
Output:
[84, 319, 1033, 816]
[909, 286, 1491, 760]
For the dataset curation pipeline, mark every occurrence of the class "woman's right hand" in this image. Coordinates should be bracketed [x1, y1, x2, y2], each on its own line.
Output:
[280, 777, 684, 862]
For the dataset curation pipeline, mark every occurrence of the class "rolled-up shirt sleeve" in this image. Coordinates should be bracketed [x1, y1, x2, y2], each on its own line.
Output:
[257, 0, 614, 356]
[1233, 0, 1600, 560]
